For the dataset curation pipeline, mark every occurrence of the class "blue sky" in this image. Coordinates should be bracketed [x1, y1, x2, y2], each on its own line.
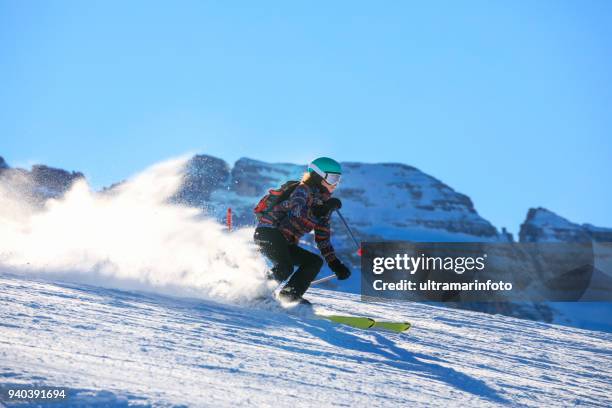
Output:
[1, 0, 611, 234]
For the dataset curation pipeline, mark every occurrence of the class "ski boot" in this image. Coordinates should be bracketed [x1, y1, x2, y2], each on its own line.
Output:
[277, 288, 312, 307]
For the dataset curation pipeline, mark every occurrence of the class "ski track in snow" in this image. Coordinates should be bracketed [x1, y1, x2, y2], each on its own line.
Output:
[1, 274, 611, 407]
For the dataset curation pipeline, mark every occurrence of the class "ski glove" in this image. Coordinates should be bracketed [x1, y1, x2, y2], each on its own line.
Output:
[312, 198, 342, 218]
[329, 258, 351, 280]
[326, 197, 342, 211]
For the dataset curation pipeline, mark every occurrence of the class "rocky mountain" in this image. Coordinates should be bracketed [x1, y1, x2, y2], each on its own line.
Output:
[175, 155, 504, 243]
[172, 155, 231, 205]
[519, 207, 612, 243]
[0, 156, 8, 170]
[0, 156, 84, 205]
[6, 153, 610, 250]
[517, 207, 612, 331]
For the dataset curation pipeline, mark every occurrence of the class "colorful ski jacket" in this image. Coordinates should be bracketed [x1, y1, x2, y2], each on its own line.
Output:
[257, 182, 337, 263]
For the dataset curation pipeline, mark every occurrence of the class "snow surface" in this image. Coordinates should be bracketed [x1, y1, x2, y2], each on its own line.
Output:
[1, 274, 611, 407]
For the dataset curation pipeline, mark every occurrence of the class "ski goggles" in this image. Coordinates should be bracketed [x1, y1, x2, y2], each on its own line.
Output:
[309, 162, 342, 186]
[323, 172, 341, 186]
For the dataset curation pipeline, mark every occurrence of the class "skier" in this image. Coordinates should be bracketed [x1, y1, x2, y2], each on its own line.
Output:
[253, 157, 351, 304]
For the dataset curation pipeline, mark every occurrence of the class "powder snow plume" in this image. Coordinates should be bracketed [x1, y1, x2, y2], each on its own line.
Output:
[0, 156, 273, 303]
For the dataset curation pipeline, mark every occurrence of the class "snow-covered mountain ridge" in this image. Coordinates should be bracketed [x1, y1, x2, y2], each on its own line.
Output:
[4, 154, 609, 245]
[0, 157, 83, 207]
[175, 156, 503, 240]
[520, 207, 612, 243]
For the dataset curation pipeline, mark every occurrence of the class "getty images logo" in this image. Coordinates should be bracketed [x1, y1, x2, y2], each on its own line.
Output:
[372, 253, 488, 275]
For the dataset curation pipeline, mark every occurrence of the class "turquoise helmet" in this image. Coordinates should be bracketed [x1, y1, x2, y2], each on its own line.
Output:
[308, 157, 342, 185]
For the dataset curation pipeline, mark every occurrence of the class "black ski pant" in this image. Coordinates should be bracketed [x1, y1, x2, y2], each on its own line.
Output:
[254, 226, 323, 298]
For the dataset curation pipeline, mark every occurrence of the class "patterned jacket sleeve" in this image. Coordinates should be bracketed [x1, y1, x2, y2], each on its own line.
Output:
[280, 184, 316, 229]
[285, 184, 310, 217]
[314, 217, 337, 264]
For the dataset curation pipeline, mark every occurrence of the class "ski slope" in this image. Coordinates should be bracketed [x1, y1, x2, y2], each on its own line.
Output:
[1, 273, 611, 407]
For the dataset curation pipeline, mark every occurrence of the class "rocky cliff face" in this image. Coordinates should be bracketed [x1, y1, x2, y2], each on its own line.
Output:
[172, 155, 231, 208]
[230, 158, 301, 197]
[584, 224, 612, 242]
[519, 207, 612, 243]
[175, 156, 502, 242]
[0, 158, 84, 205]
[336, 161, 499, 239]
[517, 207, 612, 331]
[29, 165, 85, 197]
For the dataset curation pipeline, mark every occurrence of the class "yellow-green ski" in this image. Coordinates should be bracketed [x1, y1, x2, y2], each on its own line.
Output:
[316, 314, 411, 332]
[317, 314, 375, 329]
[372, 321, 411, 333]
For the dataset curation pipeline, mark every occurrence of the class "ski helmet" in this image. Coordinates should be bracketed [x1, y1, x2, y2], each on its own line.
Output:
[308, 157, 342, 185]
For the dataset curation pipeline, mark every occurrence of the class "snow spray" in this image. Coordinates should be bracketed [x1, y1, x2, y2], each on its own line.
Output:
[0, 157, 274, 304]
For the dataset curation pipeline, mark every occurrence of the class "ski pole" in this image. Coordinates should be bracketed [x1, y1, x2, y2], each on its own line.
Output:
[311, 274, 336, 285]
[312, 210, 362, 286]
[336, 210, 362, 255]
